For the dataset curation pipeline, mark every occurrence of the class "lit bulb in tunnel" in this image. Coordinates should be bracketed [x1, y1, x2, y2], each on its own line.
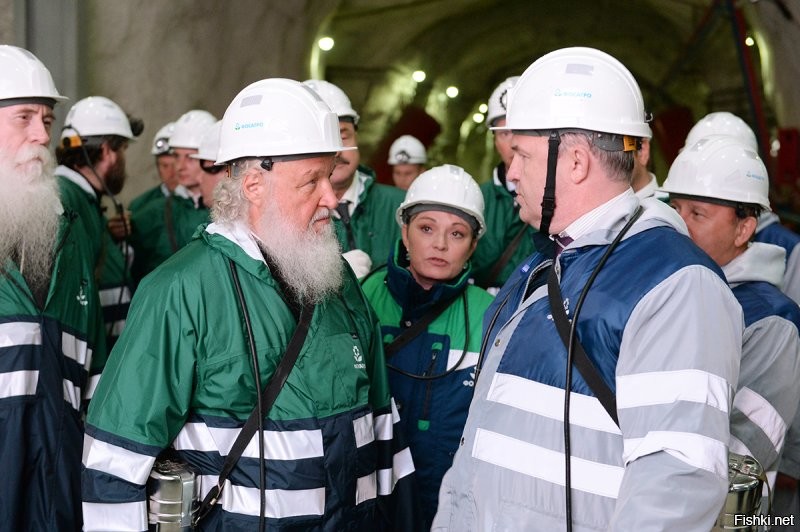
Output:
[473, 113, 484, 124]
[745, 36, 755, 47]
[318, 37, 335, 51]
[446, 86, 459, 98]
[478, 103, 488, 113]
[412, 70, 426, 83]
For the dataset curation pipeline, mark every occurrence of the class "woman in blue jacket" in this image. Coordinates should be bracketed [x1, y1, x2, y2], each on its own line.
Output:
[361, 164, 494, 527]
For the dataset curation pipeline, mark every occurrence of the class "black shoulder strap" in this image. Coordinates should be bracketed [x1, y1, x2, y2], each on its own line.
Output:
[194, 265, 315, 525]
[384, 294, 458, 358]
[483, 223, 528, 288]
[164, 195, 179, 253]
[547, 266, 619, 426]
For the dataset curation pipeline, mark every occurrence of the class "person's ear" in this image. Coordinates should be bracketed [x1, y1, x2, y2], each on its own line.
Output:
[241, 168, 265, 208]
[734, 216, 758, 248]
[569, 143, 591, 185]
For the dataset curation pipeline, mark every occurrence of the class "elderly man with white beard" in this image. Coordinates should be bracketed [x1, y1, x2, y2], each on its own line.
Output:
[82, 78, 421, 532]
[0, 46, 105, 531]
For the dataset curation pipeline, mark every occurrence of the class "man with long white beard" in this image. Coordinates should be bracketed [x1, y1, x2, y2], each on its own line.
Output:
[82, 78, 421, 532]
[0, 45, 105, 531]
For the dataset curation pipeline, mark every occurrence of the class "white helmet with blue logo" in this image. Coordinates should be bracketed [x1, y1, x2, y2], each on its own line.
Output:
[661, 134, 770, 211]
[503, 47, 652, 139]
[216, 78, 355, 165]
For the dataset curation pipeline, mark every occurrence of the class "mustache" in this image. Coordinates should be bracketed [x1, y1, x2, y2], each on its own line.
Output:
[17, 144, 51, 165]
[311, 208, 332, 225]
[335, 153, 352, 165]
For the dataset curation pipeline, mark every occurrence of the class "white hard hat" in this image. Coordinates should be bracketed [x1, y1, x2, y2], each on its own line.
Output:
[216, 78, 354, 165]
[302, 79, 359, 124]
[0, 45, 66, 104]
[61, 96, 134, 141]
[486, 76, 519, 126]
[151, 121, 175, 155]
[169, 110, 217, 150]
[396, 164, 486, 238]
[683, 111, 758, 152]
[388, 135, 427, 165]
[191, 120, 222, 162]
[660, 135, 770, 211]
[503, 47, 652, 140]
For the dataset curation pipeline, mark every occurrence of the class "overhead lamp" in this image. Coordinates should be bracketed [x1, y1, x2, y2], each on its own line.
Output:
[745, 36, 755, 47]
[318, 37, 335, 51]
[473, 113, 484, 124]
[478, 103, 488, 113]
[446, 86, 459, 98]
[412, 70, 426, 83]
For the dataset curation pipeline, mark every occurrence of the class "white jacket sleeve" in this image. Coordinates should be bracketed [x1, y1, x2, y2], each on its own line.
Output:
[783, 245, 800, 307]
[610, 265, 743, 531]
[730, 316, 800, 474]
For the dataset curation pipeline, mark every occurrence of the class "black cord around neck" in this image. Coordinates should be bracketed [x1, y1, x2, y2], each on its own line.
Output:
[386, 291, 470, 381]
[227, 259, 266, 532]
[562, 205, 643, 532]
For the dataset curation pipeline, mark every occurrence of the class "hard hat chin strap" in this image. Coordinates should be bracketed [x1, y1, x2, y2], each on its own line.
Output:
[539, 130, 561, 236]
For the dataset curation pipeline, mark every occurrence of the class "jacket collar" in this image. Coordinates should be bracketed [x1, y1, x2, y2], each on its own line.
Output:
[202, 221, 272, 281]
[385, 239, 470, 322]
[556, 192, 689, 258]
[56, 164, 97, 199]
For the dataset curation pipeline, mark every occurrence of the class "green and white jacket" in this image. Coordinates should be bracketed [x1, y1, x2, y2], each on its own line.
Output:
[0, 206, 104, 531]
[57, 165, 131, 379]
[82, 221, 418, 531]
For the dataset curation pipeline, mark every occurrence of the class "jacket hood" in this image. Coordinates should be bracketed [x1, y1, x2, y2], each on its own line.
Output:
[723, 242, 786, 288]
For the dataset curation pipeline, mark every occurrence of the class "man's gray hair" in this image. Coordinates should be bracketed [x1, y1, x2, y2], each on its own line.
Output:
[559, 132, 634, 184]
[211, 158, 262, 224]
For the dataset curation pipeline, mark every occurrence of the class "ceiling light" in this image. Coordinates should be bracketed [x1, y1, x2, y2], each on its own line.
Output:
[412, 70, 426, 83]
[318, 37, 335, 51]
[478, 103, 488, 113]
[745, 36, 755, 47]
[473, 113, 484, 124]
[446, 86, 459, 98]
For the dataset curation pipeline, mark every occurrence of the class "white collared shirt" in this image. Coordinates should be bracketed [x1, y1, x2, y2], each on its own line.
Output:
[557, 188, 636, 242]
[337, 170, 367, 217]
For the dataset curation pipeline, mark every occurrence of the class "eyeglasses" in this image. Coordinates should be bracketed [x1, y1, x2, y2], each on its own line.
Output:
[200, 160, 225, 174]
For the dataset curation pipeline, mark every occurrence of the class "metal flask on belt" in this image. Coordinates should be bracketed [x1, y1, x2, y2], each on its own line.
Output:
[147, 459, 199, 531]
[712, 453, 765, 532]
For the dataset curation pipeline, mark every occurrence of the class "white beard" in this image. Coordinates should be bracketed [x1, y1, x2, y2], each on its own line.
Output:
[0, 144, 61, 294]
[254, 203, 343, 305]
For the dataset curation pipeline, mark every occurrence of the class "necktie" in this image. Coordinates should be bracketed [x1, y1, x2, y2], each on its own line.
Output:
[335, 201, 357, 250]
[335, 201, 351, 225]
[555, 235, 573, 256]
